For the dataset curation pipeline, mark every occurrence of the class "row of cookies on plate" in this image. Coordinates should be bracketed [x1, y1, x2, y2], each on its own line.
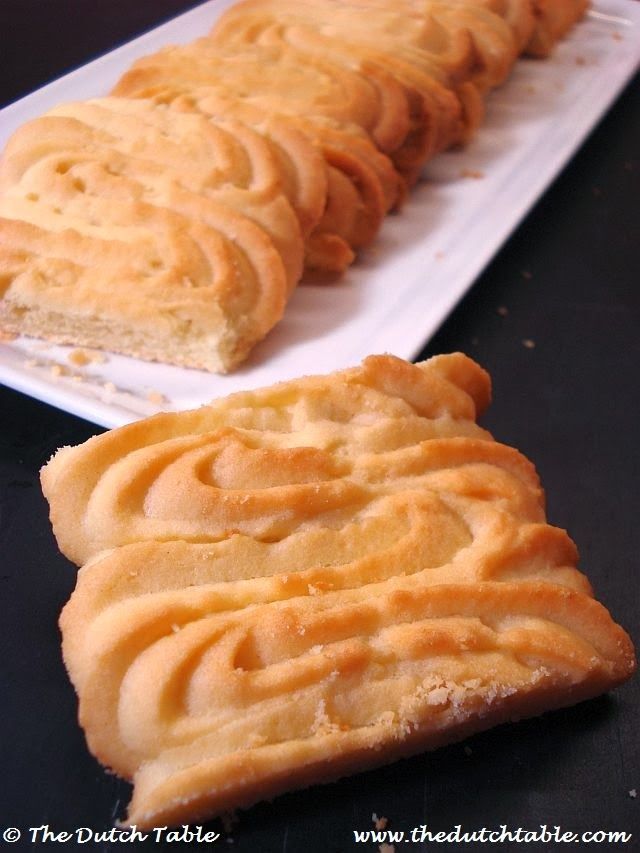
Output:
[0, 0, 588, 370]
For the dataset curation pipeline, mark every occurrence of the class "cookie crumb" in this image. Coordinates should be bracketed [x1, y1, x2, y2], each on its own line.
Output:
[0, 330, 18, 343]
[50, 364, 67, 378]
[379, 845, 395, 853]
[525, 84, 536, 95]
[460, 168, 485, 179]
[103, 381, 117, 394]
[68, 348, 107, 366]
[146, 389, 167, 405]
[575, 55, 587, 65]
[434, 250, 445, 260]
[24, 358, 40, 369]
[221, 811, 238, 835]
[372, 814, 388, 830]
[629, 789, 637, 799]
[522, 339, 536, 349]
[612, 31, 623, 41]
[497, 306, 508, 317]
[68, 349, 91, 367]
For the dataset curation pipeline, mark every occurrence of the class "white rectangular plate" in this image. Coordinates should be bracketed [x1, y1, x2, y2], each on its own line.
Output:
[1, 0, 639, 427]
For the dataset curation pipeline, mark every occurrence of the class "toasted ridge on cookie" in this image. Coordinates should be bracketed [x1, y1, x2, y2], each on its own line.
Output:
[42, 353, 635, 828]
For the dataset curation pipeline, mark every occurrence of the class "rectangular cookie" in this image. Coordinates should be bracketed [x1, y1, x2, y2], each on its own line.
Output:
[42, 353, 635, 828]
[0, 97, 306, 372]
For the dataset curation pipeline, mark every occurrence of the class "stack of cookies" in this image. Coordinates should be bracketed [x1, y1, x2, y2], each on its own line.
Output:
[0, 0, 588, 371]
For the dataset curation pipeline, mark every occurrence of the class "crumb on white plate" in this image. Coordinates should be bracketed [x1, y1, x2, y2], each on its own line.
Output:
[460, 168, 485, 179]
[68, 349, 91, 367]
[146, 389, 168, 405]
[68, 348, 108, 366]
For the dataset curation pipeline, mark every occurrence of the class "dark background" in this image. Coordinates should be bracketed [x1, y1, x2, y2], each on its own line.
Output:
[0, 2, 638, 850]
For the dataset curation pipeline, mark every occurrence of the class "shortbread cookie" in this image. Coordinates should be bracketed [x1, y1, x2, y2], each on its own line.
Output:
[210, 1, 477, 163]
[114, 39, 413, 162]
[160, 88, 402, 269]
[114, 36, 461, 186]
[460, 0, 537, 52]
[114, 48, 403, 269]
[49, 96, 327, 247]
[42, 353, 635, 828]
[0, 98, 307, 371]
[210, 0, 526, 94]
[420, 0, 587, 57]
[209, 0, 521, 149]
[526, 0, 590, 56]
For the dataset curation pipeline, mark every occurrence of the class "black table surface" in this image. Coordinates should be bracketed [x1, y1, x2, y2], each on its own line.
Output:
[1, 3, 638, 851]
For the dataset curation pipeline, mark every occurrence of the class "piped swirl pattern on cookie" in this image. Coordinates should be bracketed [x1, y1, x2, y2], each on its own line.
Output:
[42, 354, 635, 827]
[0, 96, 309, 371]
